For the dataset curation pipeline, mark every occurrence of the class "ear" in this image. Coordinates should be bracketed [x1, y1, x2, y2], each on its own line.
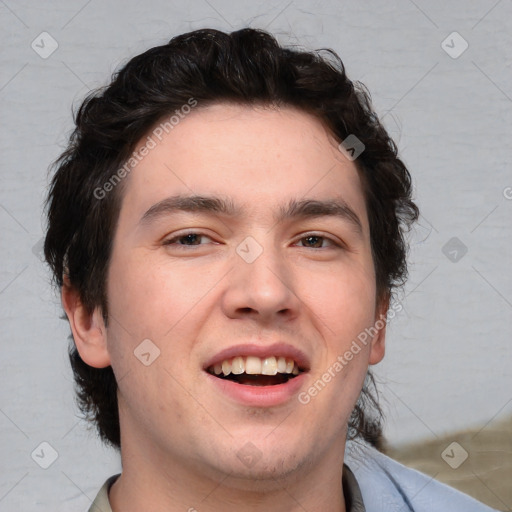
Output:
[368, 294, 389, 365]
[61, 276, 111, 368]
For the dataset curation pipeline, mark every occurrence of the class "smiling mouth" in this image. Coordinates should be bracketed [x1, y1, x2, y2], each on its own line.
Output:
[206, 355, 305, 386]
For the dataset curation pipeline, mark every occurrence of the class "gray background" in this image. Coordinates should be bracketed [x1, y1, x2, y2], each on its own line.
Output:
[1, 0, 511, 510]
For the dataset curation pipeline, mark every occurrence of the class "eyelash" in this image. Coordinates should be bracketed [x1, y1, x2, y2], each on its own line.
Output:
[295, 233, 340, 249]
[162, 232, 215, 248]
[162, 231, 343, 250]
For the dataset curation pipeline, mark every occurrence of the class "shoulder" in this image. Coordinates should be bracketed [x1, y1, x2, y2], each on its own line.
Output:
[344, 440, 498, 512]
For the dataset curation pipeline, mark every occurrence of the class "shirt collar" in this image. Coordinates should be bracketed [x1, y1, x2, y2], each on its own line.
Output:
[343, 463, 367, 512]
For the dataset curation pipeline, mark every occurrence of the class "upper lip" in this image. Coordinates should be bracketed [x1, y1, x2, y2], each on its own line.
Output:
[203, 342, 311, 372]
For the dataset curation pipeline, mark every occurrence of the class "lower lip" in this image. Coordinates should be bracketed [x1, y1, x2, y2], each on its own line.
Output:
[205, 372, 308, 407]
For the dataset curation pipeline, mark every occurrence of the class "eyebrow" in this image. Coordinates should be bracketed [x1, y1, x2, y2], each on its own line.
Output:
[140, 195, 239, 224]
[277, 197, 363, 234]
[139, 194, 363, 235]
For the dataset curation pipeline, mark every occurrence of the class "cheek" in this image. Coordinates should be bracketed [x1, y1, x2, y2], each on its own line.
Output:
[104, 251, 226, 391]
[299, 257, 377, 339]
[107, 251, 210, 337]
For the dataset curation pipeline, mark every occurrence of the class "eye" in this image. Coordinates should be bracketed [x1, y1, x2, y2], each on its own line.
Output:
[295, 234, 339, 249]
[163, 232, 214, 247]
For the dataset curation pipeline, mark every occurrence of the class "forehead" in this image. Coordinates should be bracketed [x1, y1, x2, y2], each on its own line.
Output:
[118, 103, 368, 229]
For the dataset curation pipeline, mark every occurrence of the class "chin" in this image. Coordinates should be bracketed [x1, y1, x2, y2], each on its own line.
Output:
[212, 439, 311, 484]
[218, 453, 309, 492]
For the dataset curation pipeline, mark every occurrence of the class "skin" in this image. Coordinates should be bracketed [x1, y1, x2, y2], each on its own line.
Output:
[62, 103, 388, 512]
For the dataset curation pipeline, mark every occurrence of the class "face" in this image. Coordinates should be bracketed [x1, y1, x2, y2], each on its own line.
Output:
[74, 103, 386, 488]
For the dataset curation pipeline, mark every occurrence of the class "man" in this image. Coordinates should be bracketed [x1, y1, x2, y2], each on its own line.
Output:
[44, 28, 497, 511]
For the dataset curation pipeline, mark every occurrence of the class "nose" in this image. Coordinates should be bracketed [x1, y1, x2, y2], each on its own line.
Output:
[220, 238, 301, 324]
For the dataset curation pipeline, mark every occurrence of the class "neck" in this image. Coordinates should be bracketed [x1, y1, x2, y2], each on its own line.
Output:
[109, 424, 347, 512]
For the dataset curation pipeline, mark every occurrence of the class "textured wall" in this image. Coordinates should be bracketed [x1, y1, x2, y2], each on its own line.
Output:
[1, 1, 510, 509]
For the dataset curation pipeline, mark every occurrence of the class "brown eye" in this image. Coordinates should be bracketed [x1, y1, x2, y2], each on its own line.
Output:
[297, 235, 333, 248]
[164, 232, 213, 247]
[176, 233, 203, 245]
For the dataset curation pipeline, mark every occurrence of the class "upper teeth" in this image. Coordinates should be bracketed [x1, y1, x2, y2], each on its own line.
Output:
[211, 356, 300, 376]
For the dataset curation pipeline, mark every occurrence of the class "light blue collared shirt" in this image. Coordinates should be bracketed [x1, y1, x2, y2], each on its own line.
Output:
[344, 440, 499, 511]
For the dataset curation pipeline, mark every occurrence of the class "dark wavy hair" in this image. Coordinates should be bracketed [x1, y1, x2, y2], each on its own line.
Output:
[44, 28, 418, 451]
